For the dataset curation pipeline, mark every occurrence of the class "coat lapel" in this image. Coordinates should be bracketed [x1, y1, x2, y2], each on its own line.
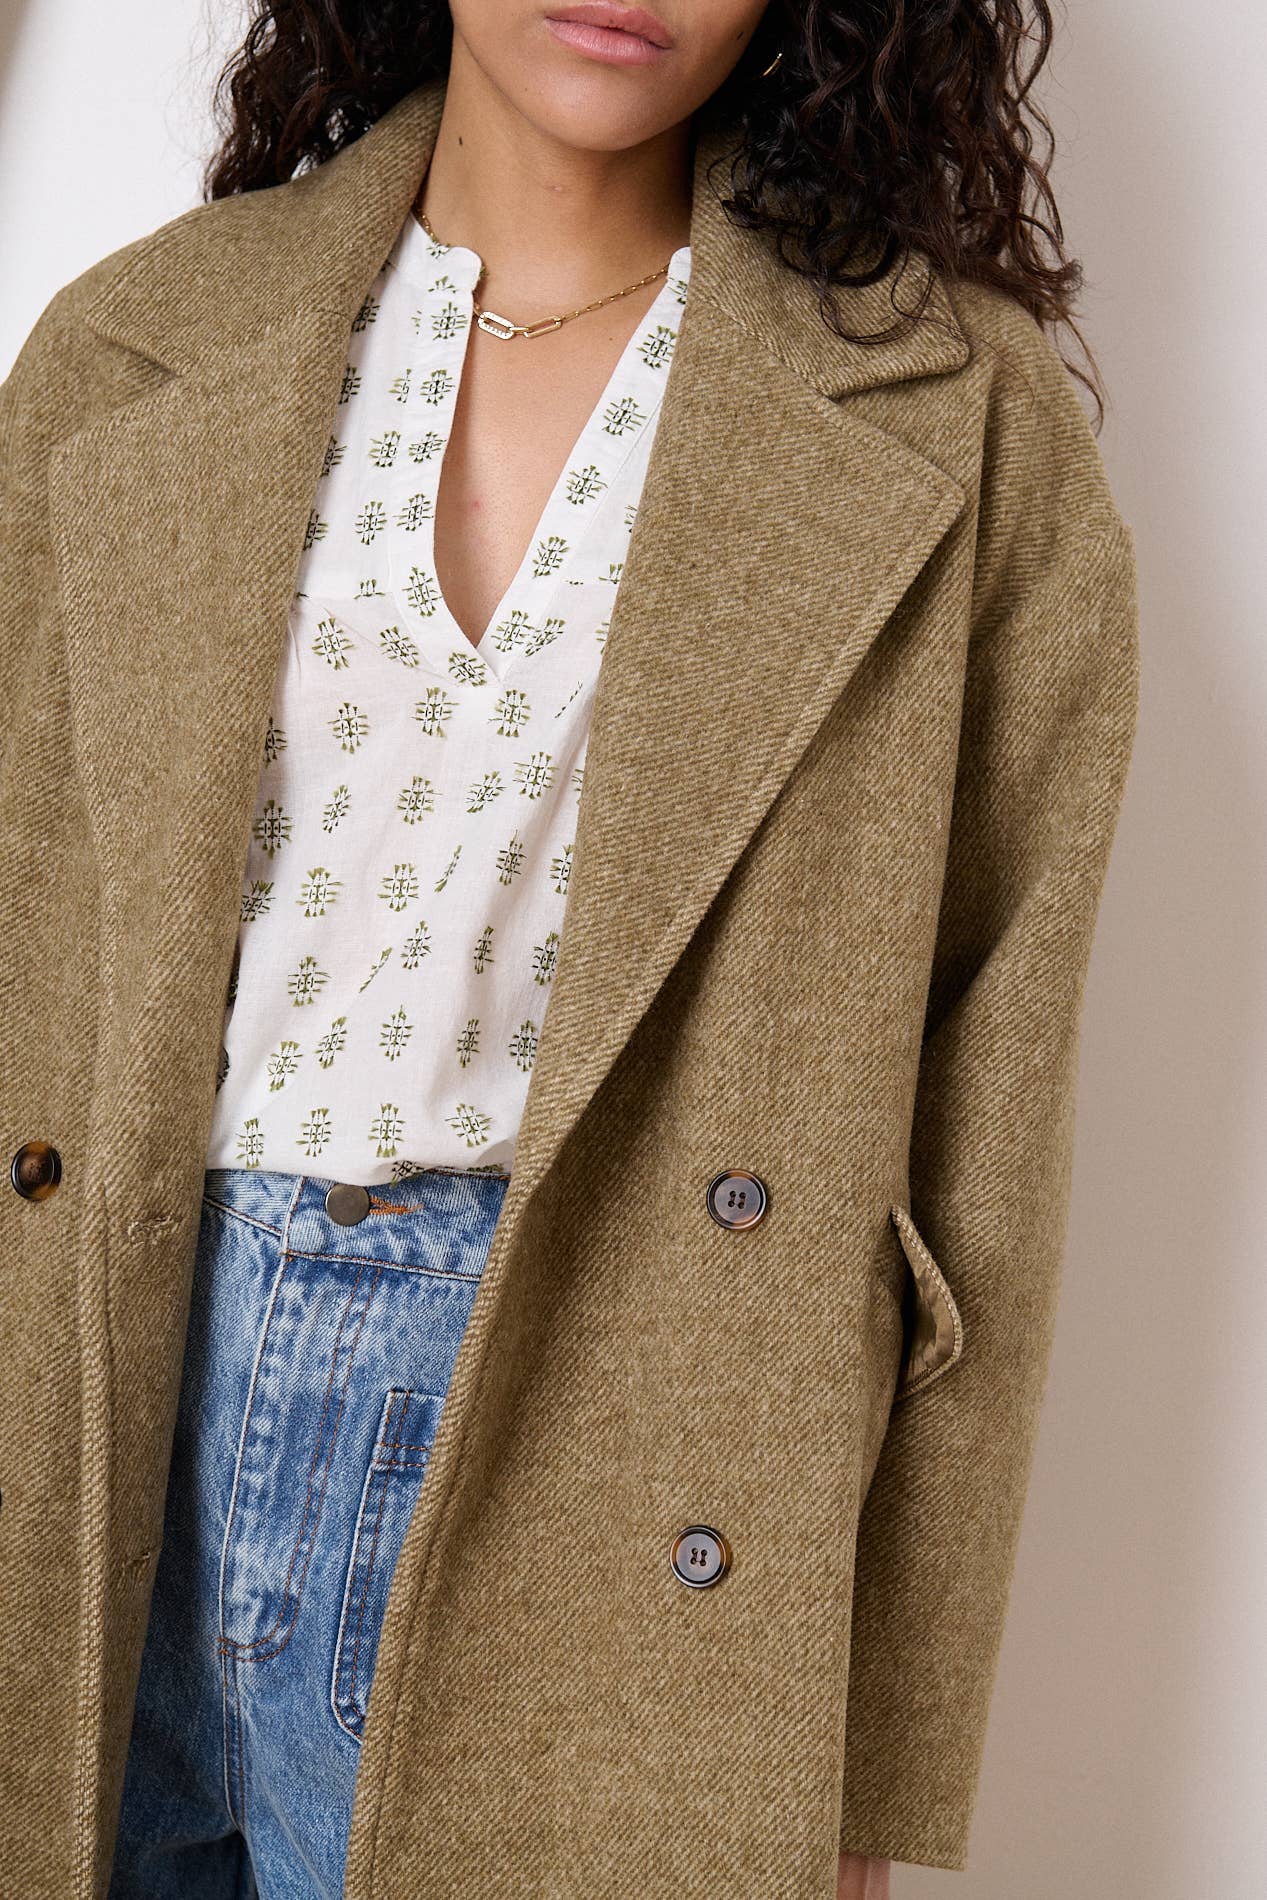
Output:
[512, 315, 965, 1203]
[55, 71, 966, 1226]
[51, 308, 366, 1159]
[51, 89, 449, 1211]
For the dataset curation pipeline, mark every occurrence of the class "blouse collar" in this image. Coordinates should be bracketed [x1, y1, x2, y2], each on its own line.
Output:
[391, 206, 689, 296]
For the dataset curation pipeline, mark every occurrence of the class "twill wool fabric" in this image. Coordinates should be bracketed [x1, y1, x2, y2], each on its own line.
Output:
[0, 75, 1139, 1899]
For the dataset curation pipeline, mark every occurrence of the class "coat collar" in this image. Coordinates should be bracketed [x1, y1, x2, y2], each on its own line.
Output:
[55, 68, 968, 1255]
[84, 74, 969, 400]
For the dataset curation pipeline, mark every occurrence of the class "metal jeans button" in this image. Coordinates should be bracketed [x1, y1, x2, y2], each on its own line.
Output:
[325, 1182, 372, 1225]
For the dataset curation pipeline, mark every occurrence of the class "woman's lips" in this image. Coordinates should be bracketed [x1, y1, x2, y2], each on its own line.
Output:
[544, 4, 673, 67]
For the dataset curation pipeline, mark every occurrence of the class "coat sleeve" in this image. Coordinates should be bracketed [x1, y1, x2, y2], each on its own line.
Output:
[837, 339, 1141, 1869]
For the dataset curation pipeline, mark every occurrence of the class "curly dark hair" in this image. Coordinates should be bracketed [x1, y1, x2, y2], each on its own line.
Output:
[205, 1, 1104, 421]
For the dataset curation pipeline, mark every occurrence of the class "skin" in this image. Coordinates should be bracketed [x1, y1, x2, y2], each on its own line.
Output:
[421, 13, 891, 1895]
[421, 0, 765, 651]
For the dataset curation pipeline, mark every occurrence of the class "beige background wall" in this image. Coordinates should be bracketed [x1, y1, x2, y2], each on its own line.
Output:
[3, 4, 1264, 1893]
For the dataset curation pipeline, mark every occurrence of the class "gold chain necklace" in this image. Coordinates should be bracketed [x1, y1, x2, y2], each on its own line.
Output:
[414, 200, 673, 341]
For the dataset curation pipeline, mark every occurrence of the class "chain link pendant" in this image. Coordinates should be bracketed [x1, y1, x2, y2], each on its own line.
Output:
[476, 309, 568, 341]
[475, 310, 518, 340]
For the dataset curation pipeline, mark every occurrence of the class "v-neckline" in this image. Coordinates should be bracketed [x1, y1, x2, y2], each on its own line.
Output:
[382, 210, 690, 684]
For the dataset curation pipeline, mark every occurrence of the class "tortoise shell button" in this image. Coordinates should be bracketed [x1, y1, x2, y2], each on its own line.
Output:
[705, 1169, 768, 1231]
[10, 1141, 62, 1202]
[669, 1524, 732, 1589]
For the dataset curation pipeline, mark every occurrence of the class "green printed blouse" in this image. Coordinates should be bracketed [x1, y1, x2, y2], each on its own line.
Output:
[204, 209, 692, 1181]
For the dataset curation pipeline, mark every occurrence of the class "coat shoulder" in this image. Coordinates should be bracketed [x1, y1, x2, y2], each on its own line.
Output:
[1, 242, 129, 441]
[1, 185, 307, 456]
[935, 271, 1130, 550]
[945, 273, 1085, 410]
[10, 180, 307, 351]
[5, 201, 193, 386]
[2, 215, 174, 455]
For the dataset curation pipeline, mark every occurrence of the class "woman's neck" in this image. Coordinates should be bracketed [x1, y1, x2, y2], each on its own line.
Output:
[415, 40, 693, 309]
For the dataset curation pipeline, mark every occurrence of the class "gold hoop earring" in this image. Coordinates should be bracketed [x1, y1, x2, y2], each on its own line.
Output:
[759, 48, 782, 78]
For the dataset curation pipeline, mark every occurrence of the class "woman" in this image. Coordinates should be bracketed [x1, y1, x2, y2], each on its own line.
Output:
[0, 1, 1139, 1896]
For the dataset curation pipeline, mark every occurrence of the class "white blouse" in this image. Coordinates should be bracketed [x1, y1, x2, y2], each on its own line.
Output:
[204, 209, 692, 1183]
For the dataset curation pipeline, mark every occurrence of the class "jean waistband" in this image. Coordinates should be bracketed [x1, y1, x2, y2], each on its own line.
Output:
[201, 1166, 511, 1272]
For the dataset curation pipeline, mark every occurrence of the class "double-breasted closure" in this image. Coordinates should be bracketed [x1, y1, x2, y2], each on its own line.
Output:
[0, 75, 1139, 1897]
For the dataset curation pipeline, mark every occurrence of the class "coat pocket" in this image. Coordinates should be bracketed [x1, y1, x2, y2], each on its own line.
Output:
[332, 1387, 445, 1741]
[889, 1204, 965, 1402]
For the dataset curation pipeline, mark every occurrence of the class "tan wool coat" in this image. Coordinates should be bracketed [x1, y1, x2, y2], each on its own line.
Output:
[0, 74, 1139, 1898]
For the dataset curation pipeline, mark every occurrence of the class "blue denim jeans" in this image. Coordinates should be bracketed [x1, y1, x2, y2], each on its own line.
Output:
[109, 1165, 508, 1899]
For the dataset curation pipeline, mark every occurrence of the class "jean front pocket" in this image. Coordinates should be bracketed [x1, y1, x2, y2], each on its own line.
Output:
[332, 1388, 445, 1741]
